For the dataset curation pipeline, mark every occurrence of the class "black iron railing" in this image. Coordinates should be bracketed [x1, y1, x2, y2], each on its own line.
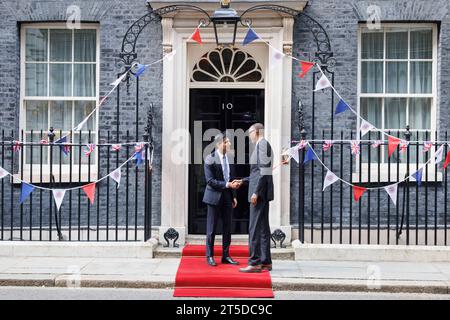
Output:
[296, 128, 449, 246]
[0, 128, 153, 242]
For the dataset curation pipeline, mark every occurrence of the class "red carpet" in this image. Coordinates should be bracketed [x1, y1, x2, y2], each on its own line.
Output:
[174, 245, 274, 298]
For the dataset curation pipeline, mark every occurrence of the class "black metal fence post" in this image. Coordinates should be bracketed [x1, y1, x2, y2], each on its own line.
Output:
[297, 100, 306, 243]
[143, 105, 154, 241]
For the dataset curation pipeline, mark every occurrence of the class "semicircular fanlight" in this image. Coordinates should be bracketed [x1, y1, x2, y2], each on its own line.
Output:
[192, 47, 263, 83]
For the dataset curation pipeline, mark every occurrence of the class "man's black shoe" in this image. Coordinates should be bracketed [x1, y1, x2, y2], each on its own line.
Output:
[207, 257, 217, 266]
[221, 256, 239, 265]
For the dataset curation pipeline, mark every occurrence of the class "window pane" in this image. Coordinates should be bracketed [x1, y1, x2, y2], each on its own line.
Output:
[74, 101, 96, 131]
[50, 64, 72, 96]
[386, 62, 407, 93]
[361, 61, 383, 93]
[410, 62, 432, 93]
[385, 98, 407, 129]
[386, 31, 408, 59]
[410, 29, 432, 59]
[26, 101, 48, 131]
[50, 101, 72, 131]
[74, 133, 96, 165]
[360, 98, 382, 128]
[25, 29, 48, 62]
[361, 32, 384, 59]
[25, 63, 47, 96]
[50, 29, 72, 62]
[26, 133, 48, 164]
[74, 64, 96, 97]
[74, 29, 96, 62]
[409, 98, 431, 130]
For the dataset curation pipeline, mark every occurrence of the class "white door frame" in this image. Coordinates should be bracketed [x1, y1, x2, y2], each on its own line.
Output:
[158, 16, 294, 245]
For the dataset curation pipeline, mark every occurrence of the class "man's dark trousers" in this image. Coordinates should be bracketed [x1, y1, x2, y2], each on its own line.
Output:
[248, 200, 271, 266]
[206, 189, 233, 258]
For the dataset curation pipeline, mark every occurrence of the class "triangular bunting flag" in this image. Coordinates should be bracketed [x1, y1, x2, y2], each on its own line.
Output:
[110, 168, 122, 189]
[52, 189, 66, 212]
[20, 183, 35, 204]
[303, 147, 317, 165]
[270, 47, 285, 68]
[335, 99, 349, 115]
[299, 61, 315, 78]
[384, 184, 398, 206]
[135, 150, 144, 167]
[55, 136, 70, 156]
[360, 120, 374, 137]
[191, 27, 203, 45]
[353, 186, 367, 202]
[323, 170, 339, 191]
[435, 145, 444, 164]
[0, 166, 8, 180]
[444, 151, 450, 169]
[283, 147, 300, 164]
[165, 49, 177, 62]
[82, 183, 96, 205]
[388, 136, 401, 158]
[133, 64, 149, 78]
[109, 72, 128, 87]
[412, 168, 423, 186]
[243, 28, 259, 45]
[314, 74, 332, 91]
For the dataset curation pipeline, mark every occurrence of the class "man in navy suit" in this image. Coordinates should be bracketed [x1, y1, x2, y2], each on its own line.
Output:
[203, 132, 240, 266]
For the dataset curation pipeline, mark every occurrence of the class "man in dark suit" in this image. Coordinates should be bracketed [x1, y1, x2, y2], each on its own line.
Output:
[203, 132, 240, 267]
[236, 123, 274, 273]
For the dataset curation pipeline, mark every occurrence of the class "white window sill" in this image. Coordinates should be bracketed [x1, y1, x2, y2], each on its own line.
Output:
[12, 165, 98, 184]
[352, 163, 443, 183]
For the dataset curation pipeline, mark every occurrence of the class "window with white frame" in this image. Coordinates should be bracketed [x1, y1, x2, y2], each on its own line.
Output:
[359, 24, 437, 164]
[21, 24, 99, 166]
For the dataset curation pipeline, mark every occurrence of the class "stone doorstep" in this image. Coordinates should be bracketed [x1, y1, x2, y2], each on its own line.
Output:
[292, 241, 450, 262]
[0, 240, 158, 259]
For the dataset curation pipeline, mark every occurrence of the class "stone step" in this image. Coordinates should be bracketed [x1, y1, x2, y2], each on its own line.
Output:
[154, 245, 294, 260]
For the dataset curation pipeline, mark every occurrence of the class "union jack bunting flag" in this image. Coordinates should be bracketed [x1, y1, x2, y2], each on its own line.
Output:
[399, 141, 409, 154]
[371, 140, 382, 149]
[13, 141, 21, 153]
[111, 144, 122, 152]
[322, 140, 333, 151]
[298, 140, 308, 150]
[135, 143, 145, 153]
[423, 141, 433, 153]
[40, 139, 49, 145]
[84, 144, 96, 157]
[351, 141, 360, 155]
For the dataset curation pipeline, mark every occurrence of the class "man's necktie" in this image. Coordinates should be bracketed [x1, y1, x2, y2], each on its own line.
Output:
[223, 155, 229, 183]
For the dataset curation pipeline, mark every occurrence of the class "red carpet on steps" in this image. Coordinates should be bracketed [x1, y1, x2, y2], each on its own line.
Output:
[174, 245, 274, 298]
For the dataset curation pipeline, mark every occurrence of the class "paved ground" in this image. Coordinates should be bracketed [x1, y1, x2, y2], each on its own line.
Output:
[0, 287, 448, 300]
[0, 257, 449, 295]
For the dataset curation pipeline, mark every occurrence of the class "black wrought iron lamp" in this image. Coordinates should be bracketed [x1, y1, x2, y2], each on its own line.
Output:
[210, 0, 240, 47]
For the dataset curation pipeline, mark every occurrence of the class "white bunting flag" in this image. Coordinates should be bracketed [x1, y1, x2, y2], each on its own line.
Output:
[109, 72, 128, 87]
[287, 146, 300, 163]
[314, 74, 332, 91]
[110, 168, 122, 188]
[270, 47, 285, 69]
[74, 118, 88, 132]
[359, 120, 374, 137]
[435, 145, 445, 164]
[323, 170, 339, 191]
[165, 50, 177, 62]
[0, 166, 8, 179]
[52, 189, 66, 212]
[384, 184, 398, 206]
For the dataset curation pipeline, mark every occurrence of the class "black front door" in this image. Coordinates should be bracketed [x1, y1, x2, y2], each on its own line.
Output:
[189, 89, 265, 235]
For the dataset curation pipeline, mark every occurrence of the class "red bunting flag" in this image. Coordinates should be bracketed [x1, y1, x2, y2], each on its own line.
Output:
[388, 136, 401, 158]
[82, 183, 96, 205]
[191, 28, 203, 45]
[299, 61, 314, 78]
[353, 186, 367, 202]
[444, 151, 450, 169]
